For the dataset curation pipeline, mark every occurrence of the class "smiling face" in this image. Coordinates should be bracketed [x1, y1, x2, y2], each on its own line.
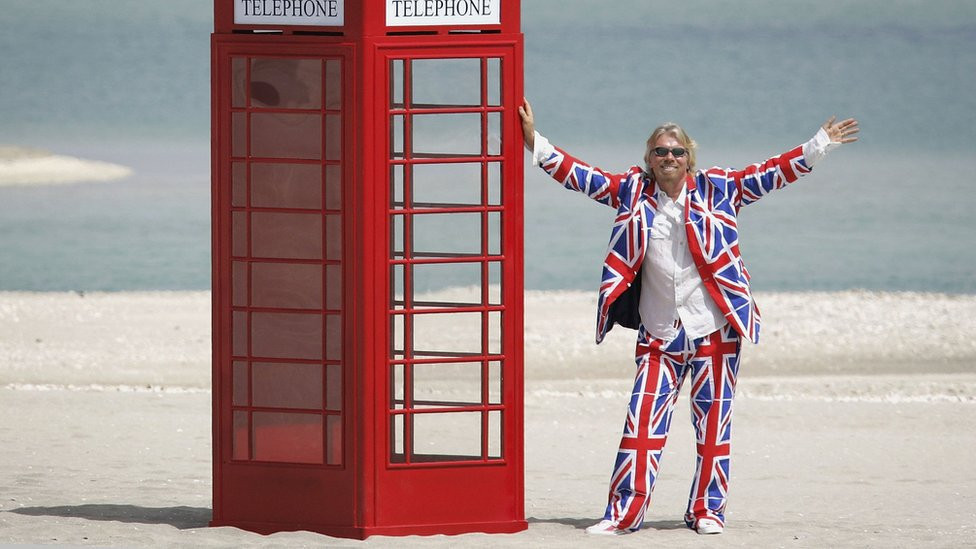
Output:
[647, 133, 690, 188]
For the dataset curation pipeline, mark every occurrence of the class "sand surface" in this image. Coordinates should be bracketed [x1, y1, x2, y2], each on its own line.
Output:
[1, 290, 975, 547]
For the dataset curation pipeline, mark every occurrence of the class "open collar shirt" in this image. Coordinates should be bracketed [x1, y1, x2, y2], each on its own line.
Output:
[639, 184, 727, 342]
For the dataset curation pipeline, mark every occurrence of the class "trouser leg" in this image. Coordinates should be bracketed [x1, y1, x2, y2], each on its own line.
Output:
[683, 323, 741, 528]
[603, 327, 691, 530]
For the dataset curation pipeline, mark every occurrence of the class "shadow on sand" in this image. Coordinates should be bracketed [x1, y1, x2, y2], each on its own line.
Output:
[7, 504, 211, 530]
[10, 507, 690, 534]
[527, 516, 687, 531]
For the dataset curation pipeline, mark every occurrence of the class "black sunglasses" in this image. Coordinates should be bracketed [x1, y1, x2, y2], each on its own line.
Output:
[652, 146, 688, 158]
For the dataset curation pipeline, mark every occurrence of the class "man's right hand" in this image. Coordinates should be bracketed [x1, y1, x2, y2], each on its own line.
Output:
[518, 98, 535, 150]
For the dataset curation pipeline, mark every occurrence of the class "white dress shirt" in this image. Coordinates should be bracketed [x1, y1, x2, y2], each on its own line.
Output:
[638, 184, 727, 341]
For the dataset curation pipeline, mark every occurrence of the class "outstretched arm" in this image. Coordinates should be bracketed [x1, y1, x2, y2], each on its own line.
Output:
[731, 115, 860, 207]
[517, 97, 632, 209]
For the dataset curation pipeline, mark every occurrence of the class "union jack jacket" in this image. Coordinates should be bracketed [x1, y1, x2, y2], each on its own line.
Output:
[538, 142, 814, 344]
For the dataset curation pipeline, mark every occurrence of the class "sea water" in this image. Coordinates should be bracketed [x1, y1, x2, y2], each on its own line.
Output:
[1, 0, 974, 292]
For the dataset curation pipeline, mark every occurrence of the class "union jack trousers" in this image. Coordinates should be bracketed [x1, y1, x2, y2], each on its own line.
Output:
[604, 322, 741, 531]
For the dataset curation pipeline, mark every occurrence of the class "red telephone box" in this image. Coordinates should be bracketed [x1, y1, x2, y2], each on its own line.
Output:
[210, 0, 525, 539]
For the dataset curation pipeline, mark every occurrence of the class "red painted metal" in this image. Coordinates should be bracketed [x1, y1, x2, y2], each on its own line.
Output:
[211, 0, 524, 539]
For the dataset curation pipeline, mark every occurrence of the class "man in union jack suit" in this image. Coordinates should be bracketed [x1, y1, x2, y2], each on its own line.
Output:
[518, 99, 859, 536]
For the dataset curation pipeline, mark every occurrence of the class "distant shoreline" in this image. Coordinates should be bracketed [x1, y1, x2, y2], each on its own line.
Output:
[0, 145, 132, 186]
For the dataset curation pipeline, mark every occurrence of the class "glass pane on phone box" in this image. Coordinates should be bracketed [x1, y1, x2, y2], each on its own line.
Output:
[232, 57, 247, 108]
[251, 362, 323, 409]
[251, 113, 322, 160]
[233, 411, 249, 460]
[252, 412, 323, 464]
[232, 261, 247, 307]
[412, 212, 481, 256]
[250, 312, 322, 360]
[412, 262, 482, 306]
[487, 57, 502, 106]
[412, 411, 482, 461]
[250, 58, 322, 109]
[251, 262, 322, 309]
[412, 162, 482, 206]
[488, 410, 503, 458]
[390, 314, 405, 359]
[250, 162, 322, 209]
[411, 113, 481, 157]
[413, 311, 481, 356]
[411, 58, 481, 107]
[390, 59, 404, 108]
[251, 212, 322, 260]
[324, 58, 341, 110]
[412, 362, 482, 408]
[390, 214, 405, 259]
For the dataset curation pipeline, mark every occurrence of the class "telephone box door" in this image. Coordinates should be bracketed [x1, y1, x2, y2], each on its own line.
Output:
[212, 38, 357, 532]
[376, 42, 525, 531]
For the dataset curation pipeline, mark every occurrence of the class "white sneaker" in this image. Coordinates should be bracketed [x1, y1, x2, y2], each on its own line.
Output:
[695, 518, 724, 535]
[585, 519, 633, 535]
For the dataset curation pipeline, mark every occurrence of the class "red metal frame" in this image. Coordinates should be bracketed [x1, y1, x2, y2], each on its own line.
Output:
[212, 1, 524, 539]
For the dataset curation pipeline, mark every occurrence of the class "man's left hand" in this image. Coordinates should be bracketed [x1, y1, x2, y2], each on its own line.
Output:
[822, 116, 860, 143]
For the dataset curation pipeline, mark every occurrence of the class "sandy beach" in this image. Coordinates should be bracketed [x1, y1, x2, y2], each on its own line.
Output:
[2, 290, 975, 547]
